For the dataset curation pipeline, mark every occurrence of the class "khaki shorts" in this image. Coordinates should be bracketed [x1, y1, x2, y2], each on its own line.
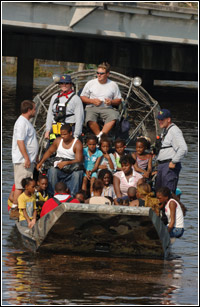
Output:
[85, 106, 119, 124]
[14, 163, 35, 189]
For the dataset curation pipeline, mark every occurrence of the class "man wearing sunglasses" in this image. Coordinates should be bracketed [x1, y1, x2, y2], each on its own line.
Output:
[45, 74, 84, 143]
[80, 62, 122, 141]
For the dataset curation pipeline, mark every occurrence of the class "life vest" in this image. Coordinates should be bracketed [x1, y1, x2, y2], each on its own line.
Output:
[50, 91, 76, 140]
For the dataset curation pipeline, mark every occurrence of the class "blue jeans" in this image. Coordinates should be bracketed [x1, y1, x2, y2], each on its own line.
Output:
[169, 227, 184, 238]
[47, 167, 84, 197]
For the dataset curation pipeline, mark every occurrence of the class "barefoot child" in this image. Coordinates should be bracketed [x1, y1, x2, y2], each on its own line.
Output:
[82, 134, 103, 196]
[132, 137, 152, 178]
[18, 177, 37, 228]
[99, 136, 116, 173]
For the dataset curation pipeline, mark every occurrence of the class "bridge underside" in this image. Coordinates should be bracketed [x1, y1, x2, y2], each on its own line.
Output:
[2, 25, 198, 100]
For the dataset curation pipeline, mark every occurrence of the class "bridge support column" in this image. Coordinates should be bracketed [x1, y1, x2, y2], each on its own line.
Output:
[16, 57, 34, 106]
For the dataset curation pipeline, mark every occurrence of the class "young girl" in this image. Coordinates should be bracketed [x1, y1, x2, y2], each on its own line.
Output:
[130, 183, 160, 216]
[132, 137, 152, 178]
[156, 187, 186, 238]
[98, 169, 117, 205]
[18, 177, 37, 228]
[82, 134, 103, 196]
[35, 174, 49, 218]
[99, 136, 116, 173]
[113, 138, 126, 171]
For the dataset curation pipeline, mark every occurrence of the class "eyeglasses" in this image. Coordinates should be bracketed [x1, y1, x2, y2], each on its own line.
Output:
[58, 82, 70, 85]
[97, 72, 106, 75]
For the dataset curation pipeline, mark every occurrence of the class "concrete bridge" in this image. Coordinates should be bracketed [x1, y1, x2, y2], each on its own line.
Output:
[2, 2, 198, 100]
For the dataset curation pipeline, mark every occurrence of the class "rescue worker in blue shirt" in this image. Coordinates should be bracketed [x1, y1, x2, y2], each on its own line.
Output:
[45, 74, 84, 144]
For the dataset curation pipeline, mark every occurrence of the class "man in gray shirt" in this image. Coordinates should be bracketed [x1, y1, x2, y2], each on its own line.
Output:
[155, 109, 188, 193]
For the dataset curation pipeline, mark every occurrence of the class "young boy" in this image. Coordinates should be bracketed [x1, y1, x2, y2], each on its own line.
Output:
[85, 179, 112, 205]
[35, 173, 49, 218]
[82, 134, 103, 196]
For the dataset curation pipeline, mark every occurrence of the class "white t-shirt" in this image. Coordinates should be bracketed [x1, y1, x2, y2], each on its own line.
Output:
[81, 78, 122, 108]
[12, 115, 39, 163]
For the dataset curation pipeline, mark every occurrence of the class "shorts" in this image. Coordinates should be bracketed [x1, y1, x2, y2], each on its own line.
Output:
[14, 163, 35, 189]
[20, 220, 28, 227]
[85, 106, 119, 124]
[83, 172, 97, 179]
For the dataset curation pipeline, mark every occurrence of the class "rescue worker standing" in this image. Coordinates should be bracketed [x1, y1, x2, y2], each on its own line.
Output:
[45, 74, 84, 143]
[155, 109, 188, 193]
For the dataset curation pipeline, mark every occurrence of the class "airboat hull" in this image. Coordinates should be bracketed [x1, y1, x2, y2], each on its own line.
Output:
[16, 203, 171, 259]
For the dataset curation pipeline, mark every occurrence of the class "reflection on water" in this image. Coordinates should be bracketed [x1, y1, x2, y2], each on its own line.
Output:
[2, 75, 198, 305]
[3, 243, 184, 305]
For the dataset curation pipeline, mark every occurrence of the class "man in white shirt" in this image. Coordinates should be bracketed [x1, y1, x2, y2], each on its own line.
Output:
[80, 62, 122, 141]
[12, 100, 39, 206]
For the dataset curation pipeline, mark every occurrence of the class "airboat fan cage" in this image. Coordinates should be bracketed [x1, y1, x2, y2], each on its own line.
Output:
[32, 70, 161, 158]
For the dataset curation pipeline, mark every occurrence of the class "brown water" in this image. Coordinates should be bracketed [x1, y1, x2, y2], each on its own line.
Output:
[2, 75, 198, 305]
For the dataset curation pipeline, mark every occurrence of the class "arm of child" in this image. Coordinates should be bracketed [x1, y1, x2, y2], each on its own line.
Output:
[146, 154, 152, 177]
[29, 209, 37, 229]
[106, 153, 114, 171]
[91, 156, 102, 173]
[168, 200, 176, 233]
[22, 208, 32, 227]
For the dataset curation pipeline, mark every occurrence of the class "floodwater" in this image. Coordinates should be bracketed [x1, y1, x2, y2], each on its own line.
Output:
[1, 74, 198, 305]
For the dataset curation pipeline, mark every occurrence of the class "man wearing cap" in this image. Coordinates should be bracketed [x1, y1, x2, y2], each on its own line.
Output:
[155, 109, 188, 193]
[80, 62, 122, 141]
[45, 74, 84, 141]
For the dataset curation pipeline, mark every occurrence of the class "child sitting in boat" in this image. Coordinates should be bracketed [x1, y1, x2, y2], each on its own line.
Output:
[75, 190, 87, 203]
[156, 187, 186, 238]
[131, 137, 152, 179]
[113, 138, 127, 171]
[82, 134, 103, 196]
[99, 135, 117, 173]
[18, 177, 37, 228]
[35, 173, 49, 218]
[40, 182, 80, 218]
[98, 169, 117, 205]
[85, 179, 112, 205]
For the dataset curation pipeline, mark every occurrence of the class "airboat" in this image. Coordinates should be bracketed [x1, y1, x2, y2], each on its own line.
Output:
[16, 203, 171, 259]
[16, 70, 171, 259]
[32, 69, 161, 159]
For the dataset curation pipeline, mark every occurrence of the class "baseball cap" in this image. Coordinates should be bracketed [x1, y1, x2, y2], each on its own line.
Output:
[57, 74, 72, 84]
[157, 109, 171, 120]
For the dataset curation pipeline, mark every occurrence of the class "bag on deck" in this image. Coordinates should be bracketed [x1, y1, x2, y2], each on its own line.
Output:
[44, 156, 84, 174]
[144, 193, 160, 216]
[9, 207, 19, 220]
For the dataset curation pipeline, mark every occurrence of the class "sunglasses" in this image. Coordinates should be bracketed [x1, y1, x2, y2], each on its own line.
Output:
[58, 82, 71, 85]
[96, 72, 106, 75]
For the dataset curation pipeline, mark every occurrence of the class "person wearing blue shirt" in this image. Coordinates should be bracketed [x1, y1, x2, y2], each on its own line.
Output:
[82, 134, 103, 196]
